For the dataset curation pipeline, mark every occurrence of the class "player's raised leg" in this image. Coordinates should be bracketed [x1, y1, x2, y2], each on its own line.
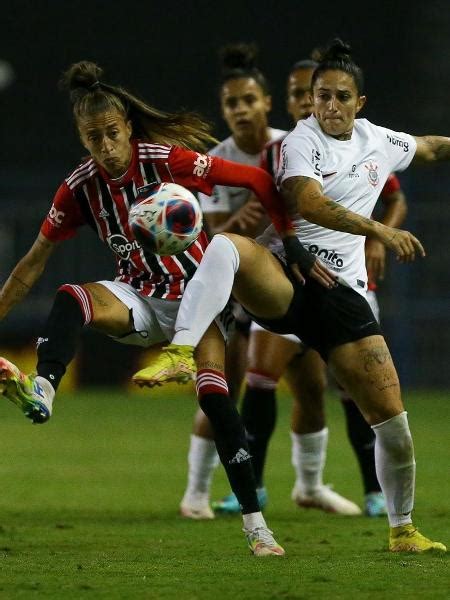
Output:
[1, 282, 132, 423]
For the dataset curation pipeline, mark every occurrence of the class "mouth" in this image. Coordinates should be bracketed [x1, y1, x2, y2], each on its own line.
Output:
[234, 119, 252, 127]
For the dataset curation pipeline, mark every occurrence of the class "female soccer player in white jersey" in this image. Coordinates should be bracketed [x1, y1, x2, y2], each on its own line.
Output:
[0, 60, 329, 556]
[140, 39, 448, 553]
[249, 59, 408, 518]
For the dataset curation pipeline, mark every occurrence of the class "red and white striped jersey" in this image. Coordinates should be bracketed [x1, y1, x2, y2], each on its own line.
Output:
[41, 139, 287, 300]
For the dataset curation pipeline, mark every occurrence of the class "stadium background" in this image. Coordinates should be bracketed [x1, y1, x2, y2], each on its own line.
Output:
[1, 0, 449, 389]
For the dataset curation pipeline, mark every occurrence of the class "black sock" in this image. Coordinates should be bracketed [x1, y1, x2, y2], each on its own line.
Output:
[199, 392, 259, 514]
[37, 289, 86, 391]
[342, 400, 381, 494]
[241, 385, 277, 488]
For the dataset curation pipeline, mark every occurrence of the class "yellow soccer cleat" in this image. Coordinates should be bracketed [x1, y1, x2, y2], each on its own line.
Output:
[389, 524, 447, 553]
[132, 344, 196, 388]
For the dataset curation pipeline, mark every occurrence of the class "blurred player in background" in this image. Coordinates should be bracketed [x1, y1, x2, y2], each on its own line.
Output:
[179, 44, 359, 521]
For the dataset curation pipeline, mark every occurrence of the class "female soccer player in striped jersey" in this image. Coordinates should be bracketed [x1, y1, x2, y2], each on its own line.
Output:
[0, 60, 330, 556]
[139, 39, 448, 553]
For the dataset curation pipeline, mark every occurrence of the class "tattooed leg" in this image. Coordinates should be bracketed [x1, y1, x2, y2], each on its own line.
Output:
[329, 335, 403, 425]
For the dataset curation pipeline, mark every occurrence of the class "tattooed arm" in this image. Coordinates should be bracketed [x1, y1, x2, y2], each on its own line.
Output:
[281, 175, 425, 262]
[413, 136, 450, 163]
[0, 233, 58, 320]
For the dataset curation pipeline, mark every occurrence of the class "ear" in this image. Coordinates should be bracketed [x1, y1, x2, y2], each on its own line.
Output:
[264, 94, 272, 112]
[126, 119, 132, 139]
[356, 95, 367, 114]
[78, 129, 89, 151]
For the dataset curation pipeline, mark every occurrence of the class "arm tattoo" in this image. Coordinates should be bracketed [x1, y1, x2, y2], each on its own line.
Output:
[11, 274, 31, 289]
[422, 136, 450, 161]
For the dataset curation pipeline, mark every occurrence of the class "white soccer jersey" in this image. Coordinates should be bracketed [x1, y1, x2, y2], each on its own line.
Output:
[259, 116, 417, 295]
[199, 128, 286, 214]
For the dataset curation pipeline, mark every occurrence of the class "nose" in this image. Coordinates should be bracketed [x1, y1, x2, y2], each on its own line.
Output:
[233, 98, 248, 114]
[327, 96, 337, 111]
[101, 135, 114, 154]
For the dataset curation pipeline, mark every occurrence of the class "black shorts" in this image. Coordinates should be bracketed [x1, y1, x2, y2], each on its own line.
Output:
[245, 266, 382, 361]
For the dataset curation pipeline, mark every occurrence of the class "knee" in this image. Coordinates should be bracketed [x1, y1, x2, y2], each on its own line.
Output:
[245, 370, 278, 390]
[56, 284, 93, 325]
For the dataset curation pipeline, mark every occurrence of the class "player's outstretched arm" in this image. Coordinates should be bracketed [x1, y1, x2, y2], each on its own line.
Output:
[282, 175, 425, 263]
[413, 135, 450, 163]
[0, 233, 57, 320]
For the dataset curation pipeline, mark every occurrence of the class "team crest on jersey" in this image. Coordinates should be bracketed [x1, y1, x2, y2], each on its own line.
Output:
[98, 208, 110, 219]
[107, 234, 141, 260]
[364, 161, 379, 187]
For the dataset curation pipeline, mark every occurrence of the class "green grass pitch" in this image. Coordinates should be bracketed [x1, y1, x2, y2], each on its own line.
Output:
[0, 387, 448, 599]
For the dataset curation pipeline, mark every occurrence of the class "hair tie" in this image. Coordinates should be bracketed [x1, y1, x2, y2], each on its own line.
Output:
[89, 81, 101, 91]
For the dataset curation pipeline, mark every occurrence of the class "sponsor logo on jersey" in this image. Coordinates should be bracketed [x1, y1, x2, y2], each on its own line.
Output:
[276, 145, 288, 187]
[348, 164, 359, 179]
[386, 133, 409, 152]
[364, 161, 379, 187]
[48, 205, 65, 226]
[193, 153, 209, 177]
[107, 234, 141, 260]
[311, 149, 321, 176]
[308, 244, 344, 269]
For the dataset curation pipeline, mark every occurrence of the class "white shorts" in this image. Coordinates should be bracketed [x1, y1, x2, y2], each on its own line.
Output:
[366, 290, 380, 324]
[250, 320, 301, 345]
[97, 280, 229, 348]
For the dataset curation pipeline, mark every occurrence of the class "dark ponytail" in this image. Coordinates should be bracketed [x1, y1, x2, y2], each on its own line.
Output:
[219, 43, 270, 94]
[60, 61, 217, 152]
[311, 39, 364, 94]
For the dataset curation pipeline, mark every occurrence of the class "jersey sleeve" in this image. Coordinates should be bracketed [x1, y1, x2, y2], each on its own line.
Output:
[381, 173, 401, 197]
[277, 130, 324, 188]
[40, 181, 86, 242]
[377, 126, 417, 172]
[168, 146, 291, 233]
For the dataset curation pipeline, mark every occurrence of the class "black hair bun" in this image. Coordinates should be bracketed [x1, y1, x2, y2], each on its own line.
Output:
[220, 43, 258, 72]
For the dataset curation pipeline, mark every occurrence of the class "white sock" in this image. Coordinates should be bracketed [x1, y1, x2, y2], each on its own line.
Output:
[242, 511, 267, 531]
[291, 427, 328, 494]
[372, 411, 415, 527]
[173, 235, 240, 347]
[34, 376, 55, 407]
[183, 434, 219, 497]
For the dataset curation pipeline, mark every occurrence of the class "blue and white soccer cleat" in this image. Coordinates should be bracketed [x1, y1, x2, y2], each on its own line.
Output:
[365, 492, 387, 517]
[212, 487, 268, 514]
[0, 357, 54, 423]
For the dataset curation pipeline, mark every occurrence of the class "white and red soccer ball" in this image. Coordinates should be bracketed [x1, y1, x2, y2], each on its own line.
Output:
[129, 182, 203, 256]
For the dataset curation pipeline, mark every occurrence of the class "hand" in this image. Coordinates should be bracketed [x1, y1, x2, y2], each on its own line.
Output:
[232, 198, 266, 234]
[365, 238, 386, 281]
[374, 223, 426, 263]
[282, 235, 337, 288]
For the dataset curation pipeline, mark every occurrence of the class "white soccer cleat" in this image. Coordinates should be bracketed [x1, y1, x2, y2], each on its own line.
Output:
[292, 483, 362, 515]
[179, 492, 215, 520]
[244, 526, 285, 556]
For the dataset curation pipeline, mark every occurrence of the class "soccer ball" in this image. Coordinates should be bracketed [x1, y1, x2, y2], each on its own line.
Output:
[129, 182, 203, 256]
